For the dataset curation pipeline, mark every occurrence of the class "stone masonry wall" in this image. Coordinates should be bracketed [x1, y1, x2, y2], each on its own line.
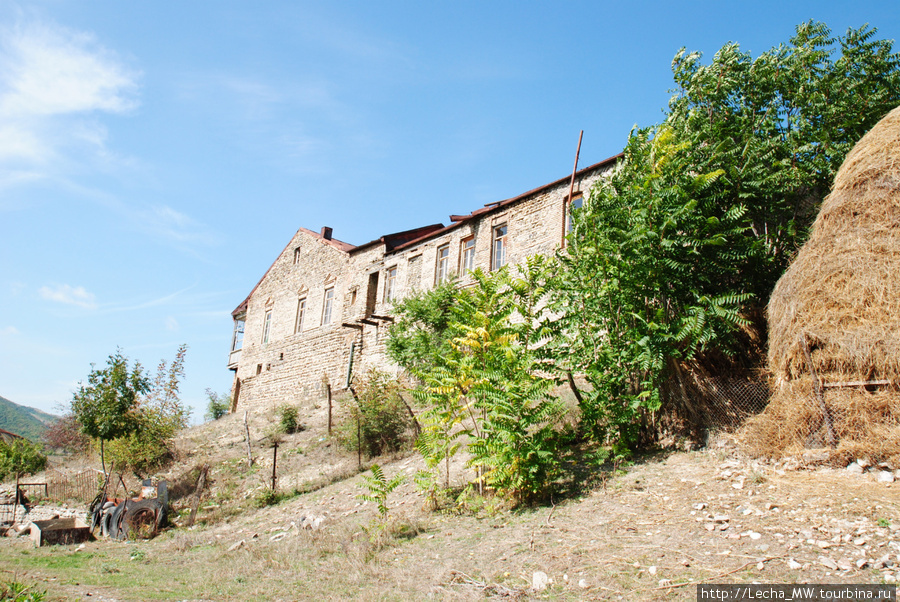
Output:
[235, 229, 354, 409]
[231, 161, 615, 409]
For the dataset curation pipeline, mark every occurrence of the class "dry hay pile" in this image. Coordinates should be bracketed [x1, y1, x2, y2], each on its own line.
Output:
[745, 105, 900, 465]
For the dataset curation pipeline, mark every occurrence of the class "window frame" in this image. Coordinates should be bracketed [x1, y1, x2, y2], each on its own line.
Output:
[321, 287, 335, 325]
[384, 266, 398, 302]
[231, 319, 245, 351]
[294, 297, 307, 334]
[492, 224, 507, 271]
[460, 236, 475, 274]
[261, 310, 273, 345]
[566, 193, 584, 235]
[435, 244, 451, 284]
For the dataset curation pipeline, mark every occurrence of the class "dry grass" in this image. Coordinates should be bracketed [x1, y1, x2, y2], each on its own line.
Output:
[752, 104, 900, 459]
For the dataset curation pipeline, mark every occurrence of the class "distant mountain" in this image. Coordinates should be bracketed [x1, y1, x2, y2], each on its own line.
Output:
[0, 395, 58, 441]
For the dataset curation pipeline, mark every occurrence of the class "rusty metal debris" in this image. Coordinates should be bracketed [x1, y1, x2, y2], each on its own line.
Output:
[89, 474, 168, 541]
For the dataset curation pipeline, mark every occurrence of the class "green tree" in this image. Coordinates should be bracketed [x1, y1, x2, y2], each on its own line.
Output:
[71, 349, 150, 475]
[0, 438, 47, 482]
[398, 262, 562, 503]
[105, 344, 190, 476]
[71, 346, 190, 477]
[554, 21, 900, 449]
[204, 389, 231, 421]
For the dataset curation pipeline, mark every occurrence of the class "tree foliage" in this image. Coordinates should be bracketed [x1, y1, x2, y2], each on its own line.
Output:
[70, 346, 190, 476]
[0, 437, 47, 482]
[204, 389, 231, 422]
[553, 21, 900, 448]
[394, 262, 562, 503]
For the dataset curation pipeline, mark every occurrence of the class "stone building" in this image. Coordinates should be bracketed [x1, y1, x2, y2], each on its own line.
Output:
[227, 155, 618, 410]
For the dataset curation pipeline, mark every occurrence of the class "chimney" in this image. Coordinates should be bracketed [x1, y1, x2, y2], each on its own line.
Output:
[320, 226, 333, 240]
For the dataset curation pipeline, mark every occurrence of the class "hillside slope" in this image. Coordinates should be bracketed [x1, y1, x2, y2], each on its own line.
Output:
[0, 395, 57, 441]
[1, 393, 897, 600]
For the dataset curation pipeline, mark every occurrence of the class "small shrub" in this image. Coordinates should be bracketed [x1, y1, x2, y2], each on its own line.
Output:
[340, 370, 413, 457]
[277, 405, 301, 434]
[357, 464, 405, 518]
[205, 389, 231, 421]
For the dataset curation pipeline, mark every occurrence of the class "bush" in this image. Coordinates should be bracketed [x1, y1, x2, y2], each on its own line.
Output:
[0, 438, 47, 481]
[41, 413, 90, 454]
[276, 405, 301, 434]
[341, 371, 413, 458]
[205, 389, 231, 421]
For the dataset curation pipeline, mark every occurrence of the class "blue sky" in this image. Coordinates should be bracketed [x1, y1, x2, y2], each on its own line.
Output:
[1, 1, 898, 421]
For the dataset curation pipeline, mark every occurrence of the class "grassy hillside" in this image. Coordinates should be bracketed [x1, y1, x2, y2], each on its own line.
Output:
[0, 394, 57, 441]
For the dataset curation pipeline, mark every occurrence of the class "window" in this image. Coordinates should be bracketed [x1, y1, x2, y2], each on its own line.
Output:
[321, 287, 334, 325]
[567, 194, 583, 233]
[384, 266, 397, 302]
[492, 224, 507, 270]
[294, 298, 306, 333]
[435, 244, 450, 284]
[293, 247, 301, 265]
[231, 319, 245, 351]
[460, 236, 475, 273]
[262, 310, 272, 345]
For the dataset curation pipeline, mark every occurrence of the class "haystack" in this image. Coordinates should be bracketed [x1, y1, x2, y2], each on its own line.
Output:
[746, 105, 900, 465]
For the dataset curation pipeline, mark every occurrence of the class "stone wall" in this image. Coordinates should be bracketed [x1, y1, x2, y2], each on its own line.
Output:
[234, 228, 354, 408]
[230, 160, 616, 410]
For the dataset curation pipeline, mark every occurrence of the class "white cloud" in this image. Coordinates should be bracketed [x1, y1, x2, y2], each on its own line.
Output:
[0, 22, 138, 118]
[0, 19, 139, 167]
[165, 316, 179, 332]
[38, 284, 97, 309]
[0, 325, 19, 336]
[141, 204, 217, 246]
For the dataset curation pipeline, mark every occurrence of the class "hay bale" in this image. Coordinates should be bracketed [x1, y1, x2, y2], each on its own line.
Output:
[748, 105, 900, 463]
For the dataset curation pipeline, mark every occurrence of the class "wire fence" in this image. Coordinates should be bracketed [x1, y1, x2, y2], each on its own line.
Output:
[661, 372, 771, 440]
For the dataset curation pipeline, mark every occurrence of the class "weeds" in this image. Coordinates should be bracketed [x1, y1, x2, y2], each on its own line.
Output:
[357, 464, 404, 518]
[0, 580, 46, 602]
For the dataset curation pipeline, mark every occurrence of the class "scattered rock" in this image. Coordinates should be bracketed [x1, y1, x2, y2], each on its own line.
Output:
[648, 566, 657, 576]
[873, 554, 892, 569]
[578, 579, 588, 589]
[846, 462, 864, 474]
[227, 540, 245, 552]
[877, 471, 895, 483]
[269, 532, 287, 542]
[658, 579, 672, 587]
[787, 559, 802, 570]
[856, 558, 868, 569]
[532, 571, 550, 591]
[818, 556, 838, 570]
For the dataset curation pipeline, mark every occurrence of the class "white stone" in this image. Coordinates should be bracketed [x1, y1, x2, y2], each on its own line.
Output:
[532, 571, 550, 591]
[648, 566, 657, 575]
[846, 462, 864, 474]
[818, 556, 838, 570]
[877, 471, 895, 483]
[787, 559, 802, 570]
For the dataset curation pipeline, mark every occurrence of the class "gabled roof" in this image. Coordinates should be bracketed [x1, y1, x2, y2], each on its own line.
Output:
[232, 226, 353, 317]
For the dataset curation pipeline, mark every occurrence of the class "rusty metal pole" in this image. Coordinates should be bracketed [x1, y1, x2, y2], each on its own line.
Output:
[564, 130, 584, 245]
[271, 442, 278, 491]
